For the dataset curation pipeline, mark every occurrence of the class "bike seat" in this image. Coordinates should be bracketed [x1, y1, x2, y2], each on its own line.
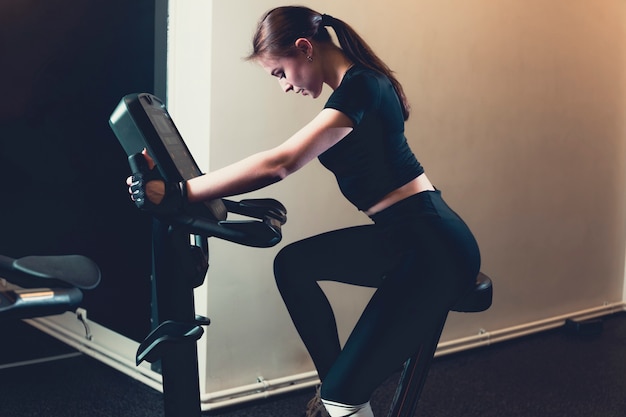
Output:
[451, 272, 493, 313]
[0, 254, 101, 290]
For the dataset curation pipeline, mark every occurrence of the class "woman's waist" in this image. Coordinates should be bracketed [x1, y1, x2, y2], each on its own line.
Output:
[364, 174, 435, 217]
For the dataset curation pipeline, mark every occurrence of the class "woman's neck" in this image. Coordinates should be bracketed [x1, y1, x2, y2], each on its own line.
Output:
[321, 45, 354, 90]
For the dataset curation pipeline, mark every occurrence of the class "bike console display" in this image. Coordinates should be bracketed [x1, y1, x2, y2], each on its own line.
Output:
[109, 94, 197, 180]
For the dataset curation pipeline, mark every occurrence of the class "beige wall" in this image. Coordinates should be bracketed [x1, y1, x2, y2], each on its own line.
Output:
[168, 0, 626, 398]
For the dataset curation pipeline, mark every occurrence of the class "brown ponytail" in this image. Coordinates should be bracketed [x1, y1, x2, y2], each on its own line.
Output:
[247, 6, 410, 121]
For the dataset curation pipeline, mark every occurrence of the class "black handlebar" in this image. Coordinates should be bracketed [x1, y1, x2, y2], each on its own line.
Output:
[173, 198, 286, 248]
[127, 151, 286, 248]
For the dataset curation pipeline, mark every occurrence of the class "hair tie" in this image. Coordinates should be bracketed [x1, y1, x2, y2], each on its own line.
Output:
[320, 13, 335, 27]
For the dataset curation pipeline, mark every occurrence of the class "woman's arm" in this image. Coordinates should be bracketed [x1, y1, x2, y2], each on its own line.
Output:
[185, 108, 353, 203]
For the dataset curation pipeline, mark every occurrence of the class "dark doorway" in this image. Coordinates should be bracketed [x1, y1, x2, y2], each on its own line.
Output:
[0, 0, 157, 341]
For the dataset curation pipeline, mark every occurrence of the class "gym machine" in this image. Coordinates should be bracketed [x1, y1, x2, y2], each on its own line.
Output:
[109, 93, 287, 417]
[0, 254, 100, 321]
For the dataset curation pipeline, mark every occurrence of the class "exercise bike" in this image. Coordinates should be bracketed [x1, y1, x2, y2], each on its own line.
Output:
[109, 92, 287, 417]
[0, 253, 100, 321]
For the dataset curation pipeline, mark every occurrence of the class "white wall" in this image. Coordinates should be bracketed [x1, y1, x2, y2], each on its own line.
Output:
[166, 0, 626, 406]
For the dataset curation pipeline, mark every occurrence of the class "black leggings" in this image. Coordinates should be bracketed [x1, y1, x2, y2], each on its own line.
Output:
[273, 190, 481, 405]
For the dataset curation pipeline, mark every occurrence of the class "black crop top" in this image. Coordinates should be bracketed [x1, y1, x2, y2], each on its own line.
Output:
[319, 66, 424, 211]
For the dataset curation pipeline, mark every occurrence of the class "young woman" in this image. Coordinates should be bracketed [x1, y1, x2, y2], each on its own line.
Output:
[128, 6, 480, 417]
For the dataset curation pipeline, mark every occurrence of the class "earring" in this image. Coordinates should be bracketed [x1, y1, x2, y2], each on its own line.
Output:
[307, 55, 313, 62]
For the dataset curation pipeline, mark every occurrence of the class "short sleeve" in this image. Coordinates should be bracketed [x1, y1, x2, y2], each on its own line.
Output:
[324, 71, 381, 126]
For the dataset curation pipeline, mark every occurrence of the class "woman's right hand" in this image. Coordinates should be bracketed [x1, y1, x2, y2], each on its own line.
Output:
[126, 149, 187, 215]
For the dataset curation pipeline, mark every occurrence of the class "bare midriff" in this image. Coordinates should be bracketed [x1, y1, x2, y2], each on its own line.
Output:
[364, 173, 435, 216]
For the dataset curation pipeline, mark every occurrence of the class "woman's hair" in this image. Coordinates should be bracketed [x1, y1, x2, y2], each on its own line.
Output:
[247, 6, 410, 120]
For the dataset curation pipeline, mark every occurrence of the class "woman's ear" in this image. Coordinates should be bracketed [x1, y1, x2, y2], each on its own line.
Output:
[294, 38, 313, 57]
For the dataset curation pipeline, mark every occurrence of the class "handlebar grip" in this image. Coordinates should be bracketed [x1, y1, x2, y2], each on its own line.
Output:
[128, 152, 149, 174]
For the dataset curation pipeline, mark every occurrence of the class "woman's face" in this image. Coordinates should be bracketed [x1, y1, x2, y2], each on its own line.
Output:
[258, 52, 324, 99]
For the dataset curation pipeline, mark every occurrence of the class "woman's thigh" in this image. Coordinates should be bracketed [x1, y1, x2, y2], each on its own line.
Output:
[274, 224, 397, 288]
[321, 217, 479, 404]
